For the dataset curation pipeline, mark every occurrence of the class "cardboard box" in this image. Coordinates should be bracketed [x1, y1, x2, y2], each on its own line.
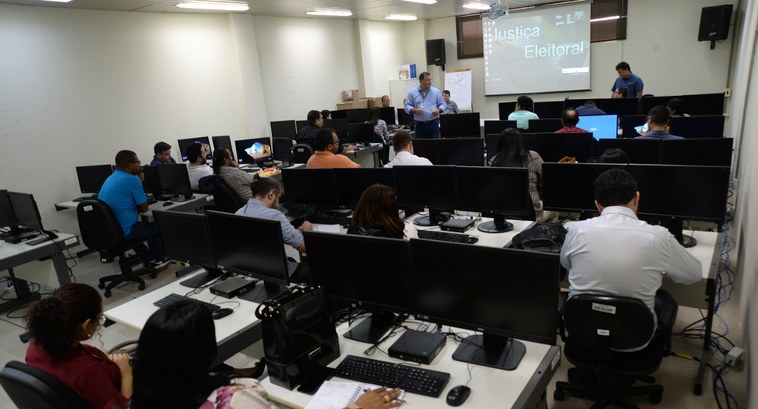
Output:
[341, 89, 360, 102]
[352, 99, 370, 108]
[336, 102, 353, 110]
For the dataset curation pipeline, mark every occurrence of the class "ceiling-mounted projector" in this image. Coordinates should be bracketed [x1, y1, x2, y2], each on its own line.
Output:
[487, 7, 508, 19]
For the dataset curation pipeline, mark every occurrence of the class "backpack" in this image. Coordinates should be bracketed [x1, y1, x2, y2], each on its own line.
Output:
[511, 222, 567, 253]
[197, 174, 222, 194]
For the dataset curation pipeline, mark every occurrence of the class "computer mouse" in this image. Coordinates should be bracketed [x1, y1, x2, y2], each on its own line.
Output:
[446, 385, 471, 407]
[465, 236, 479, 244]
[162, 201, 174, 206]
[211, 308, 233, 320]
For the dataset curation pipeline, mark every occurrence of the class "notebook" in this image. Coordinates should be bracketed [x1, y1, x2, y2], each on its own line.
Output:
[304, 381, 405, 409]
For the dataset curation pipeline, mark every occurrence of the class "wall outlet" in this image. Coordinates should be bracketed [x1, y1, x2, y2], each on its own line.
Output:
[725, 88, 732, 97]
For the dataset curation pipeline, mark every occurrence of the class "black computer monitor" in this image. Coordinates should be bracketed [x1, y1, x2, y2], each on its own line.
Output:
[639, 96, 670, 117]
[411, 239, 560, 369]
[577, 114, 618, 140]
[156, 164, 193, 200]
[411, 138, 484, 166]
[235, 137, 273, 166]
[596, 138, 660, 164]
[347, 123, 375, 145]
[306, 231, 412, 343]
[295, 120, 309, 132]
[8, 192, 43, 231]
[346, 108, 369, 123]
[483, 120, 517, 135]
[153, 211, 222, 288]
[527, 118, 562, 133]
[206, 210, 289, 302]
[661, 138, 733, 166]
[0, 190, 14, 229]
[0, 192, 44, 243]
[281, 168, 339, 208]
[440, 112, 480, 138]
[456, 167, 532, 232]
[397, 108, 414, 127]
[76, 165, 114, 194]
[177, 137, 211, 162]
[598, 98, 639, 116]
[211, 135, 234, 161]
[521, 132, 595, 162]
[379, 107, 396, 125]
[330, 110, 347, 120]
[324, 119, 349, 141]
[272, 137, 293, 164]
[619, 115, 648, 138]
[498, 101, 515, 120]
[141, 165, 162, 195]
[334, 168, 395, 208]
[533, 101, 565, 118]
[271, 120, 297, 140]
[684, 93, 725, 115]
[394, 166, 456, 226]
[668, 115, 725, 138]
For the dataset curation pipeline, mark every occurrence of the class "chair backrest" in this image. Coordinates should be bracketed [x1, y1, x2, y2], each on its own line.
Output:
[0, 361, 92, 409]
[563, 294, 655, 351]
[76, 199, 124, 251]
[212, 178, 246, 213]
[291, 143, 313, 164]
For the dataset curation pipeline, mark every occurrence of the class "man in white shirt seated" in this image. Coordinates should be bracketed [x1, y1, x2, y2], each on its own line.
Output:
[185, 143, 213, 191]
[384, 131, 433, 168]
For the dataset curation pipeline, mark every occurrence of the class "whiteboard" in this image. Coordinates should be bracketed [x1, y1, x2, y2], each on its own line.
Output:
[389, 79, 418, 109]
[445, 69, 472, 111]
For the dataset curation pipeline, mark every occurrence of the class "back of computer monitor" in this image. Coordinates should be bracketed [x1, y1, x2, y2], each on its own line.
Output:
[542, 163, 616, 212]
[7, 192, 43, 231]
[661, 138, 732, 166]
[498, 101, 514, 120]
[281, 168, 339, 208]
[347, 123, 375, 145]
[334, 168, 395, 208]
[295, 120, 309, 132]
[534, 101, 565, 118]
[324, 119, 349, 141]
[683, 93, 725, 115]
[577, 114, 618, 140]
[330, 110, 347, 120]
[397, 109, 414, 127]
[668, 116, 725, 138]
[619, 115, 648, 138]
[394, 166, 456, 210]
[211, 135, 234, 160]
[272, 137, 293, 164]
[235, 137, 273, 166]
[0, 190, 15, 229]
[483, 120, 517, 135]
[596, 138, 660, 164]
[177, 137, 211, 162]
[379, 107, 396, 125]
[521, 132, 594, 162]
[141, 165, 162, 195]
[153, 210, 215, 268]
[346, 108, 369, 123]
[271, 120, 297, 140]
[76, 164, 114, 194]
[440, 112, 480, 138]
[157, 164, 193, 199]
[599, 98, 638, 116]
[639, 96, 669, 117]
[527, 118, 562, 133]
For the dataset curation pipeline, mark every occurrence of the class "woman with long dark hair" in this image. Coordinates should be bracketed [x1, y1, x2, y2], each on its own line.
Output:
[348, 183, 405, 239]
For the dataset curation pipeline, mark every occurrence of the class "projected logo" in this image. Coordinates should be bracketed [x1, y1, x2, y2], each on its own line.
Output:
[555, 10, 587, 26]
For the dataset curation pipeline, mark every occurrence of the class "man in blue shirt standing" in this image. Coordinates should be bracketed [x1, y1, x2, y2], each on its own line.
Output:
[99, 150, 169, 270]
[611, 61, 644, 99]
[405, 72, 446, 138]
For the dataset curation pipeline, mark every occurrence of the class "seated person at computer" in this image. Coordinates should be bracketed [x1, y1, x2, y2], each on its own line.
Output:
[507, 95, 539, 129]
[150, 141, 177, 165]
[26, 283, 132, 409]
[381, 95, 391, 108]
[367, 107, 391, 164]
[635, 105, 683, 140]
[213, 148, 257, 200]
[186, 143, 213, 191]
[348, 183, 405, 239]
[295, 110, 324, 150]
[600, 148, 630, 164]
[384, 130, 432, 168]
[555, 108, 588, 133]
[131, 300, 402, 409]
[99, 150, 169, 270]
[321, 109, 332, 120]
[666, 97, 689, 117]
[306, 128, 361, 169]
[560, 169, 701, 348]
[575, 100, 606, 116]
[441, 90, 459, 115]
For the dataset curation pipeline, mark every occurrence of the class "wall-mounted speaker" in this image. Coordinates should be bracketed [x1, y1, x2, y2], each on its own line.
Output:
[426, 39, 446, 66]
[698, 4, 732, 42]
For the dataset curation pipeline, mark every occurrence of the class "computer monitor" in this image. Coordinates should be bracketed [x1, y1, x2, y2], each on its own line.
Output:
[334, 168, 395, 208]
[153, 211, 222, 288]
[411, 239, 560, 369]
[527, 118, 562, 133]
[177, 137, 211, 162]
[141, 165, 162, 195]
[597, 98, 638, 116]
[577, 114, 618, 140]
[440, 112, 480, 138]
[0, 192, 44, 243]
[379, 107, 396, 125]
[498, 101, 515, 120]
[8, 192, 44, 231]
[483, 120, 517, 135]
[639, 96, 670, 117]
[684, 93, 725, 115]
[295, 120, 309, 132]
[596, 138, 660, 164]
[330, 110, 347, 120]
[324, 119, 349, 141]
[0, 190, 15, 229]
[76, 165, 114, 194]
[156, 164, 193, 200]
[211, 135, 234, 161]
[206, 210, 289, 302]
[456, 167, 532, 233]
[397, 108, 414, 127]
[345, 108, 369, 123]
[347, 123, 375, 145]
[306, 231, 412, 343]
[394, 166, 456, 226]
[272, 137, 293, 164]
[533, 101, 565, 118]
[412, 138, 484, 166]
[235, 137, 273, 166]
[521, 132, 595, 162]
[280, 168, 339, 208]
[661, 138, 733, 166]
[668, 115, 725, 138]
[271, 120, 297, 140]
[619, 115, 648, 138]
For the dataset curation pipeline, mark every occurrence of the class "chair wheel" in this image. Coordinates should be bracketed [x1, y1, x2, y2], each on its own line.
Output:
[649, 391, 662, 404]
[150, 271, 157, 279]
[138, 283, 146, 291]
[554, 388, 565, 401]
[104, 289, 112, 297]
[98, 282, 105, 289]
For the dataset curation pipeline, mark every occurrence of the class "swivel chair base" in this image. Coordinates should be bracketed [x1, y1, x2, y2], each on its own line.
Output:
[554, 371, 663, 409]
[97, 252, 157, 297]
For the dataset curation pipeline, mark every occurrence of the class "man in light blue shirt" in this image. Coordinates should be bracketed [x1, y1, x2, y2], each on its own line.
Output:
[508, 95, 539, 129]
[611, 61, 644, 99]
[404, 72, 446, 138]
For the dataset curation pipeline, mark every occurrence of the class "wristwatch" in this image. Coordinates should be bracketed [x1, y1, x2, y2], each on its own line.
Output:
[346, 404, 363, 409]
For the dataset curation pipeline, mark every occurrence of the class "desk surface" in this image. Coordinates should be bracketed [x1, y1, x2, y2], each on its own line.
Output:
[0, 232, 78, 260]
[262, 319, 560, 409]
[56, 193, 212, 213]
[404, 213, 533, 249]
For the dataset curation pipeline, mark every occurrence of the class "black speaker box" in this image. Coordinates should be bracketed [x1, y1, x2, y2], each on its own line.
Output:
[698, 5, 732, 41]
[426, 39, 446, 66]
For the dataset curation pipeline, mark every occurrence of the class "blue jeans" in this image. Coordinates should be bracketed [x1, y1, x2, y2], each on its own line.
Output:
[125, 222, 163, 265]
[414, 118, 440, 139]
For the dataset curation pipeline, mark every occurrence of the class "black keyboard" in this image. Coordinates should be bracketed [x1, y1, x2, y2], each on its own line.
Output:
[416, 229, 478, 244]
[72, 195, 97, 202]
[332, 355, 450, 398]
[153, 293, 220, 313]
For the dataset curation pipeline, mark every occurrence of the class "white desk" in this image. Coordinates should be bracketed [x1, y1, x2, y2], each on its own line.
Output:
[404, 213, 534, 248]
[262, 319, 560, 409]
[104, 270, 262, 366]
[55, 193, 213, 218]
[343, 143, 383, 168]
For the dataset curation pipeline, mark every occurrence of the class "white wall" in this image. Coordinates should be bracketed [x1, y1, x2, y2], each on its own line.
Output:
[357, 20, 407, 98]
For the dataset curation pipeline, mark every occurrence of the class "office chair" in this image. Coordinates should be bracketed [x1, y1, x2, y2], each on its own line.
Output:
[554, 294, 666, 408]
[76, 200, 157, 297]
[0, 361, 91, 409]
[211, 178, 246, 213]
[291, 143, 313, 164]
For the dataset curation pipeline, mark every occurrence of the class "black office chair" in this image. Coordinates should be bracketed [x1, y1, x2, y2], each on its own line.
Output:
[212, 178, 246, 213]
[554, 294, 666, 408]
[0, 360, 92, 409]
[76, 200, 156, 297]
[291, 143, 313, 164]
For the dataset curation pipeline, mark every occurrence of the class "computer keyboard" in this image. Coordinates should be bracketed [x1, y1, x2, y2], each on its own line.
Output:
[416, 229, 478, 244]
[153, 293, 220, 313]
[72, 194, 97, 202]
[332, 355, 450, 398]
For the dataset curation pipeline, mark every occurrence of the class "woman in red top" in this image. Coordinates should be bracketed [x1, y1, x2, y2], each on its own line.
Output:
[25, 283, 131, 409]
